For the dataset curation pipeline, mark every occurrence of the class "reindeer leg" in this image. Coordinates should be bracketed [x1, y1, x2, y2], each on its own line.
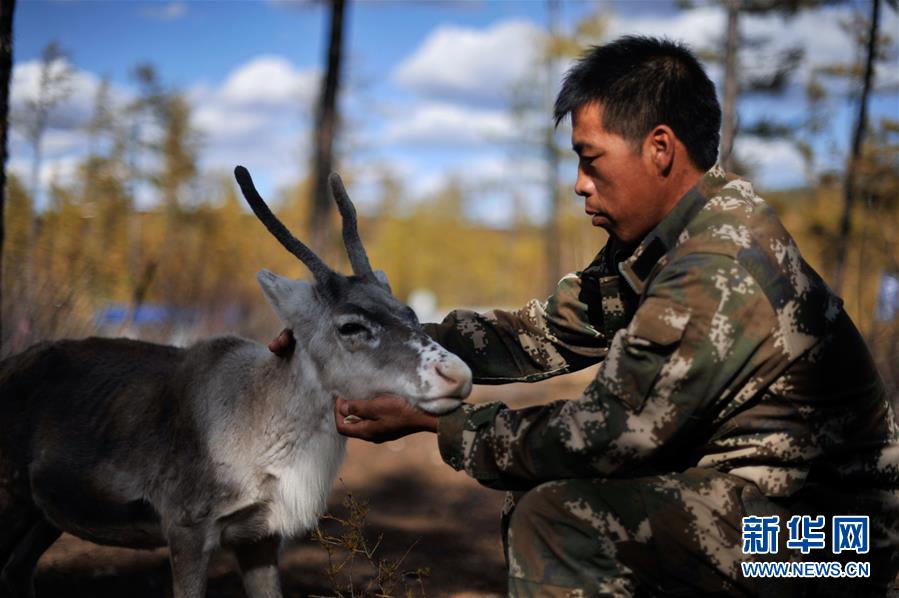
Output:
[0, 459, 36, 580]
[234, 535, 283, 598]
[0, 505, 35, 598]
[166, 525, 212, 598]
[0, 518, 61, 598]
[0, 507, 36, 584]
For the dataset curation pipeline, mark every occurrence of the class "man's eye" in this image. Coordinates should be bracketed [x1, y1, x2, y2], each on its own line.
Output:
[339, 322, 369, 337]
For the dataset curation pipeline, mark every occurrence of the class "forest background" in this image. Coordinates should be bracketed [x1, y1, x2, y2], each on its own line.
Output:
[2, 0, 898, 411]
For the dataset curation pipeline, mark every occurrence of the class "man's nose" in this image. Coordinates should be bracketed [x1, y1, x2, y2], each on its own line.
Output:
[574, 167, 592, 198]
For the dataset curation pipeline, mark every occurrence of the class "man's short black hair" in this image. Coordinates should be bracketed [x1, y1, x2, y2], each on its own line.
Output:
[554, 36, 721, 171]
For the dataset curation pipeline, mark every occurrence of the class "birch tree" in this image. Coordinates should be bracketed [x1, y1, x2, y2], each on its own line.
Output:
[309, 0, 346, 254]
[0, 0, 14, 352]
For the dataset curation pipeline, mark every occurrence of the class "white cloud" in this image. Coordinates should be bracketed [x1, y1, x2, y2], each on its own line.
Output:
[8, 153, 81, 198]
[8, 59, 133, 206]
[214, 55, 318, 109]
[392, 20, 544, 105]
[190, 56, 318, 155]
[382, 102, 515, 145]
[370, 151, 551, 227]
[462, 153, 548, 189]
[192, 103, 272, 142]
[139, 1, 187, 21]
[40, 128, 84, 156]
[189, 56, 320, 197]
[8, 55, 318, 209]
[446, 154, 552, 227]
[734, 136, 806, 189]
[608, 4, 899, 92]
[739, 5, 899, 90]
[606, 5, 723, 50]
[603, 4, 897, 186]
[740, 7, 891, 91]
[10, 57, 128, 131]
[9, 125, 85, 163]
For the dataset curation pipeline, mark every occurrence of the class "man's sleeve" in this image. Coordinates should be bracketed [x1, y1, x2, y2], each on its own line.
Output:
[436, 253, 779, 491]
[422, 270, 612, 384]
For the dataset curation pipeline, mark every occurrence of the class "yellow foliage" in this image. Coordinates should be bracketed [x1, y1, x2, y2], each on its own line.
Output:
[3, 161, 897, 402]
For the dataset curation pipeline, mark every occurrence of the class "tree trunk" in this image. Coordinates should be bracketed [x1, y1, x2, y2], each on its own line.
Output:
[832, 0, 880, 295]
[544, 0, 562, 295]
[720, 0, 739, 172]
[0, 0, 15, 352]
[310, 0, 346, 255]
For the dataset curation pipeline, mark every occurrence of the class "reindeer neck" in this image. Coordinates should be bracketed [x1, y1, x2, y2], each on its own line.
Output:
[254, 344, 335, 422]
[207, 343, 342, 473]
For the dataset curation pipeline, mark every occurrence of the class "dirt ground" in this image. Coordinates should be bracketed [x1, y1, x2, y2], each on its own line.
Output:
[32, 367, 599, 598]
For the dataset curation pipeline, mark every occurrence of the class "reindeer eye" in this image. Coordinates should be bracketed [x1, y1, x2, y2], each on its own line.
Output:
[338, 322, 370, 337]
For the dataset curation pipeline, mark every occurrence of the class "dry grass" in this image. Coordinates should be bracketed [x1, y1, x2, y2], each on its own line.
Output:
[310, 491, 430, 598]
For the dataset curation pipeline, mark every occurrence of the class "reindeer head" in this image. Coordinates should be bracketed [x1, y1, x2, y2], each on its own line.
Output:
[234, 166, 472, 414]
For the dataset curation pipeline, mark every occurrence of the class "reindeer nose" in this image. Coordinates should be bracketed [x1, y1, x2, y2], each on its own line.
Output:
[435, 358, 472, 398]
[435, 363, 457, 383]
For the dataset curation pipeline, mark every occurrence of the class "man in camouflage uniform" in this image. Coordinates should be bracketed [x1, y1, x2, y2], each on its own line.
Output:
[319, 37, 898, 596]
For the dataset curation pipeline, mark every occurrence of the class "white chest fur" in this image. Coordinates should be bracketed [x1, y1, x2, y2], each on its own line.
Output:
[264, 428, 346, 537]
[201, 349, 349, 540]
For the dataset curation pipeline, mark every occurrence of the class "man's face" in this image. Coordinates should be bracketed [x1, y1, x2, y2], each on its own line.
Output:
[571, 102, 665, 244]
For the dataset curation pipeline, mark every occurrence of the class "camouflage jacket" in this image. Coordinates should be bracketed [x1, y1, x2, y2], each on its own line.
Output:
[425, 166, 899, 498]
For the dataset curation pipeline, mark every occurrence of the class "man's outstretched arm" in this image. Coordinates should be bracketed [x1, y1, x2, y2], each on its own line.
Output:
[338, 253, 781, 491]
[421, 255, 621, 383]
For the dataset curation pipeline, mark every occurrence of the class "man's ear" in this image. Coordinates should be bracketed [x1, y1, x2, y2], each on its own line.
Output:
[257, 269, 315, 324]
[646, 124, 676, 177]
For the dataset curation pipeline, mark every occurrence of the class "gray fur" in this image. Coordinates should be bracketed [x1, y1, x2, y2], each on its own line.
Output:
[0, 170, 472, 598]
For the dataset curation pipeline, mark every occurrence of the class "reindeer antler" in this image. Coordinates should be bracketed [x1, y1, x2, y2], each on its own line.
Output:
[328, 173, 375, 281]
[234, 166, 334, 286]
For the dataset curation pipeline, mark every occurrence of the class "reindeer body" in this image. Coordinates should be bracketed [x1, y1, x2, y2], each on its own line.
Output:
[0, 335, 345, 551]
[0, 169, 472, 598]
[0, 321, 431, 598]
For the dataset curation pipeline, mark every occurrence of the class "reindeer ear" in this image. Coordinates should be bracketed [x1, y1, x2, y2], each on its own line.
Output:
[373, 269, 391, 292]
[257, 269, 315, 324]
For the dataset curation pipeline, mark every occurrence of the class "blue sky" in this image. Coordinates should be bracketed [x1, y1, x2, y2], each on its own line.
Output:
[10, 0, 899, 225]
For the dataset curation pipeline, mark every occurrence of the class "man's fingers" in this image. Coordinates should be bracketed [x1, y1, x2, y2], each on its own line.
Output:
[333, 394, 435, 442]
[341, 397, 384, 420]
[336, 397, 349, 417]
[268, 328, 295, 357]
[335, 398, 373, 427]
[335, 411, 378, 440]
[336, 396, 369, 419]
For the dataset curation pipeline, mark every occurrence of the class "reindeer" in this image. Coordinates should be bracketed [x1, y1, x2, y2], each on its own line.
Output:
[0, 167, 472, 598]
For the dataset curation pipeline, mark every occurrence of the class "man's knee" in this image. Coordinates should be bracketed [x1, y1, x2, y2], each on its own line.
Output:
[502, 471, 766, 596]
[505, 479, 648, 595]
[507, 481, 582, 550]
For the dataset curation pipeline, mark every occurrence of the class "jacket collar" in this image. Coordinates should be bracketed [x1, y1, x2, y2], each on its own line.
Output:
[617, 165, 726, 295]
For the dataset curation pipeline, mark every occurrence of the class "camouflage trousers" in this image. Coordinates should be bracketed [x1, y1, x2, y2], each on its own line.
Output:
[500, 467, 898, 597]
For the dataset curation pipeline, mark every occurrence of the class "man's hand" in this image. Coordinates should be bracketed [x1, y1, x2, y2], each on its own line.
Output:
[269, 328, 295, 357]
[335, 395, 438, 443]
